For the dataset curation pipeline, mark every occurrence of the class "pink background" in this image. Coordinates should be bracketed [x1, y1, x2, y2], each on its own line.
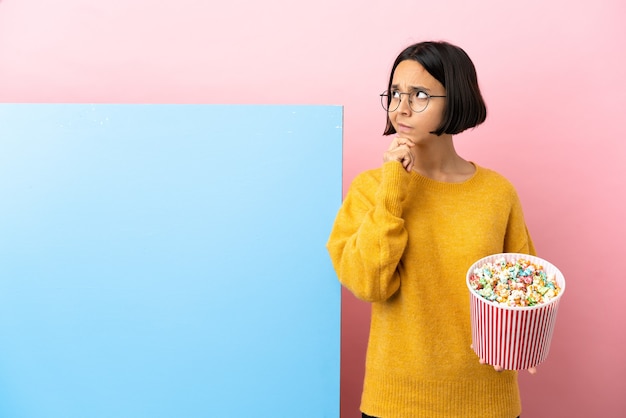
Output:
[1, 1, 625, 417]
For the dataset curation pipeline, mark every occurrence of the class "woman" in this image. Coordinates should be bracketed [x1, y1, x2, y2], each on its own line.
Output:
[326, 41, 535, 418]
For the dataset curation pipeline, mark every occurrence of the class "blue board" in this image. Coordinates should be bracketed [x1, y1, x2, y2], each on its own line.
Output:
[0, 104, 342, 417]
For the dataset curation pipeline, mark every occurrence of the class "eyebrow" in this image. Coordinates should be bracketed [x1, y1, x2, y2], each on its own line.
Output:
[391, 84, 431, 92]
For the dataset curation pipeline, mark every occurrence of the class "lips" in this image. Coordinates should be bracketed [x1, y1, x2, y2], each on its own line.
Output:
[396, 123, 412, 133]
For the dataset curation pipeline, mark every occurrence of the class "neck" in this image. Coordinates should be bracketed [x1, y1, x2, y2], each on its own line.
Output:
[410, 134, 475, 182]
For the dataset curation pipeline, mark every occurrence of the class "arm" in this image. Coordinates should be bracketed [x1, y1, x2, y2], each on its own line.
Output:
[326, 161, 411, 302]
[503, 189, 536, 256]
[480, 185, 538, 373]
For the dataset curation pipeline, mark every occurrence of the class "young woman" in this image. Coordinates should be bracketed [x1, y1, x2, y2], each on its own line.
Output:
[326, 41, 535, 418]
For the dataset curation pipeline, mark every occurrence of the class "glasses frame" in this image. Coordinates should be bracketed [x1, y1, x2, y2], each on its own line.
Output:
[380, 90, 446, 113]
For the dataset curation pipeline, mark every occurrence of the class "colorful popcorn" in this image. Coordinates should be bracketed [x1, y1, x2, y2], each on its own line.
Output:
[468, 257, 561, 307]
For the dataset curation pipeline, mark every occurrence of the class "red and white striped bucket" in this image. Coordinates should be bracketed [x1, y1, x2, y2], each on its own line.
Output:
[466, 253, 566, 370]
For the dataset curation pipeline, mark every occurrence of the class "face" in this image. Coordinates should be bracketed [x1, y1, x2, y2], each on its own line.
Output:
[388, 60, 447, 143]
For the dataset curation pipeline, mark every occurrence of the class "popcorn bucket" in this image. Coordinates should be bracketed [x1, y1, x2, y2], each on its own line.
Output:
[466, 253, 566, 370]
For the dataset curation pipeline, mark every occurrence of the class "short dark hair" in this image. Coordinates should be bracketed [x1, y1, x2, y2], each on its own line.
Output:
[383, 41, 487, 136]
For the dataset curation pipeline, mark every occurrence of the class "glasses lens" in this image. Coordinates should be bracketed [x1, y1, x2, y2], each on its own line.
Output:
[381, 91, 395, 112]
[409, 91, 429, 113]
[381, 90, 403, 112]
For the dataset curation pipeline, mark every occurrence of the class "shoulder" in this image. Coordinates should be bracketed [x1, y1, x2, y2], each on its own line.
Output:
[474, 165, 518, 193]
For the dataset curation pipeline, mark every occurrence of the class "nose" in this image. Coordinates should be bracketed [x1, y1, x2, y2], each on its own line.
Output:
[396, 93, 412, 114]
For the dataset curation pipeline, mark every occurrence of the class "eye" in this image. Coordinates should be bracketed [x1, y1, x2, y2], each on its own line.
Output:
[391, 90, 402, 99]
[413, 91, 429, 100]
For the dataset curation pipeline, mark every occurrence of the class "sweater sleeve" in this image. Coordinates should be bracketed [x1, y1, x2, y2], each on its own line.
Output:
[326, 161, 411, 302]
[503, 189, 537, 256]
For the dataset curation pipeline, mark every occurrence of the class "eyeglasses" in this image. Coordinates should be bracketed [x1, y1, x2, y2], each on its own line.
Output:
[380, 90, 446, 113]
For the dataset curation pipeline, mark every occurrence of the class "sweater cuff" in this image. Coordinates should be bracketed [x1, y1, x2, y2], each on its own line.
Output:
[377, 161, 410, 217]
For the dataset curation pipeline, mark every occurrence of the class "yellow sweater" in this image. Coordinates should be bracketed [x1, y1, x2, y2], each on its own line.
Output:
[327, 161, 535, 418]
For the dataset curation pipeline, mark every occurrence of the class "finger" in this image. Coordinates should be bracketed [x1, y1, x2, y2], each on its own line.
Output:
[481, 360, 504, 372]
[387, 139, 399, 151]
[395, 135, 416, 147]
[527, 367, 537, 375]
[478, 356, 504, 372]
[406, 149, 415, 172]
[383, 149, 407, 164]
[383, 145, 412, 164]
[387, 136, 404, 151]
[405, 158, 414, 172]
[401, 151, 414, 172]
